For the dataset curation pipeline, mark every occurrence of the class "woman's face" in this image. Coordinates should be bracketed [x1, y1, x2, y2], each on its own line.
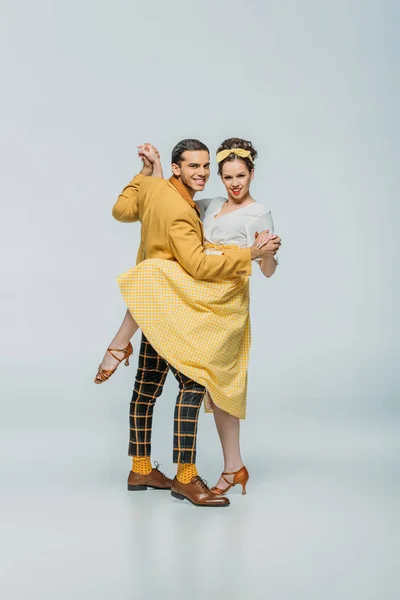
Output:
[220, 159, 254, 203]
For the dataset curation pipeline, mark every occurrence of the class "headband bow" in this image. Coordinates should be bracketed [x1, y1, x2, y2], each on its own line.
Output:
[216, 148, 254, 164]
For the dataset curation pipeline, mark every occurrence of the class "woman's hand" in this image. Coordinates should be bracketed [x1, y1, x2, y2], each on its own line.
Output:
[138, 143, 163, 178]
[256, 230, 281, 257]
[255, 229, 280, 249]
[138, 143, 160, 163]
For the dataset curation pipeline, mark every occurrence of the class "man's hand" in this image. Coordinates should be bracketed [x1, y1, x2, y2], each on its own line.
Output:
[138, 143, 160, 163]
[250, 234, 281, 261]
[138, 143, 162, 177]
[254, 229, 279, 249]
[140, 154, 153, 175]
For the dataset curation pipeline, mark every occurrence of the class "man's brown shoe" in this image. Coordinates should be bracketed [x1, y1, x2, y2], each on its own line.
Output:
[127, 463, 172, 491]
[171, 476, 230, 507]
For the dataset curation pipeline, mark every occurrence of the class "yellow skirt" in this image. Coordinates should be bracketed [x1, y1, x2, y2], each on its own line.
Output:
[117, 257, 250, 419]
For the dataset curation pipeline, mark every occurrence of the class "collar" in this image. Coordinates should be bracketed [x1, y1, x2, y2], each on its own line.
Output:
[169, 176, 200, 216]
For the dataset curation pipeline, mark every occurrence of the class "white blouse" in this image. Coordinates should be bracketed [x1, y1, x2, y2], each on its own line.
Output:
[196, 197, 275, 248]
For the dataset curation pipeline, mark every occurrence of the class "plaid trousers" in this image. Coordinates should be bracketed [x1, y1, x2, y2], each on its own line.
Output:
[128, 334, 206, 464]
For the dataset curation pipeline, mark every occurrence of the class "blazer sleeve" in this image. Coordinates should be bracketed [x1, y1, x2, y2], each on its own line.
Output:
[167, 214, 252, 280]
[112, 174, 146, 222]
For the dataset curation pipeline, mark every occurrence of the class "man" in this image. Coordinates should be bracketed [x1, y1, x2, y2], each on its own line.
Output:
[112, 139, 280, 507]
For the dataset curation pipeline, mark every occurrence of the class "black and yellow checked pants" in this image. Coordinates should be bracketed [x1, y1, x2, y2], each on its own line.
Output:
[128, 335, 206, 464]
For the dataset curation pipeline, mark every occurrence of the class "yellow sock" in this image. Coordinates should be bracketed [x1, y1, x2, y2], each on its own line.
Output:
[176, 463, 198, 484]
[132, 457, 152, 475]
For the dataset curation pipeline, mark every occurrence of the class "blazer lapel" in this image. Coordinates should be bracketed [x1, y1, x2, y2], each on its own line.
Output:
[167, 179, 204, 243]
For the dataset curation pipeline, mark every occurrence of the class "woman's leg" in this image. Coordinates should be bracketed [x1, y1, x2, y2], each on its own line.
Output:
[210, 397, 244, 490]
[100, 309, 139, 370]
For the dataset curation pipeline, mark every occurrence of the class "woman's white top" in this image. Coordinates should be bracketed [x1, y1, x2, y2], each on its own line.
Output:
[196, 197, 275, 249]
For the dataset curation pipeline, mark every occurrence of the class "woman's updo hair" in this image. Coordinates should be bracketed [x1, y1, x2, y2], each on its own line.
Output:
[217, 138, 258, 175]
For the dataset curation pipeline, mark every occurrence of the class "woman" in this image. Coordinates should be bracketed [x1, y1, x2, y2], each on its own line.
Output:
[95, 138, 280, 494]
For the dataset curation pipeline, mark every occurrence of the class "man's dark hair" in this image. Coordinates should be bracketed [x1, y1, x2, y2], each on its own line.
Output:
[171, 139, 209, 165]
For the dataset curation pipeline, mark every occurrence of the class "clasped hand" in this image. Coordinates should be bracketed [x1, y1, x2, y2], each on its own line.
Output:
[137, 143, 160, 171]
[255, 230, 281, 258]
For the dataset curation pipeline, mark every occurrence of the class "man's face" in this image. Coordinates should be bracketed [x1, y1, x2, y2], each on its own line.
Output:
[171, 150, 210, 193]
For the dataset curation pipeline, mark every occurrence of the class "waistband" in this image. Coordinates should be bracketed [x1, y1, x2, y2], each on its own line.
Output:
[204, 242, 242, 251]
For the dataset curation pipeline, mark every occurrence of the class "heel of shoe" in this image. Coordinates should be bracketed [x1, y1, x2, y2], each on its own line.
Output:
[171, 491, 185, 501]
[127, 484, 147, 491]
[95, 342, 133, 384]
[233, 466, 249, 495]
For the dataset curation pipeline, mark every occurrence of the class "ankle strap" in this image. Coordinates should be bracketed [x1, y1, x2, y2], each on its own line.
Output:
[222, 469, 242, 476]
[221, 474, 234, 486]
[107, 346, 131, 361]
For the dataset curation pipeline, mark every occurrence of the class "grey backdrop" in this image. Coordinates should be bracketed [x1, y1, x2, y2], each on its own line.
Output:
[0, 1, 398, 599]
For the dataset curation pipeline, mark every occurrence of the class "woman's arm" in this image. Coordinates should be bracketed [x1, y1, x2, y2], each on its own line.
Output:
[253, 230, 281, 277]
[151, 159, 163, 178]
[258, 256, 278, 278]
[245, 212, 281, 277]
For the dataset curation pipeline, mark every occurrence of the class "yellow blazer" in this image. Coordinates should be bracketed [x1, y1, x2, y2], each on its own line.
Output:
[112, 174, 252, 279]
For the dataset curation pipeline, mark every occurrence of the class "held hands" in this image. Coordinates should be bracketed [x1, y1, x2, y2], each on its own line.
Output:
[138, 143, 160, 165]
[138, 143, 163, 177]
[250, 229, 281, 261]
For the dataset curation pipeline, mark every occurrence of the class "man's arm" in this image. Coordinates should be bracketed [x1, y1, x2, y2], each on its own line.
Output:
[112, 155, 153, 223]
[113, 142, 165, 222]
[168, 217, 251, 279]
[168, 215, 276, 280]
[112, 173, 146, 222]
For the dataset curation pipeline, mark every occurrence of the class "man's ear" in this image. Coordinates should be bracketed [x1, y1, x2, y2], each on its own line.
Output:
[171, 163, 180, 177]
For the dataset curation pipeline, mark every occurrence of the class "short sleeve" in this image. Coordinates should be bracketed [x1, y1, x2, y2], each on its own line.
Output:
[246, 212, 279, 265]
[245, 212, 274, 246]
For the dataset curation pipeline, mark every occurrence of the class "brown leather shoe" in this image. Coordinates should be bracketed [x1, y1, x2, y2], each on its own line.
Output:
[127, 464, 172, 491]
[171, 476, 230, 507]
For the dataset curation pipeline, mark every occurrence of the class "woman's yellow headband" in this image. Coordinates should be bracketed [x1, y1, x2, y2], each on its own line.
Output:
[216, 148, 254, 164]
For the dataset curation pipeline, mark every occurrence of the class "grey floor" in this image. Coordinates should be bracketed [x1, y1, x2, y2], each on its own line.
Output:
[1, 365, 399, 600]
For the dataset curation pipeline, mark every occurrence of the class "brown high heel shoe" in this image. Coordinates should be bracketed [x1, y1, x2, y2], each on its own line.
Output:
[94, 342, 133, 384]
[211, 466, 249, 496]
